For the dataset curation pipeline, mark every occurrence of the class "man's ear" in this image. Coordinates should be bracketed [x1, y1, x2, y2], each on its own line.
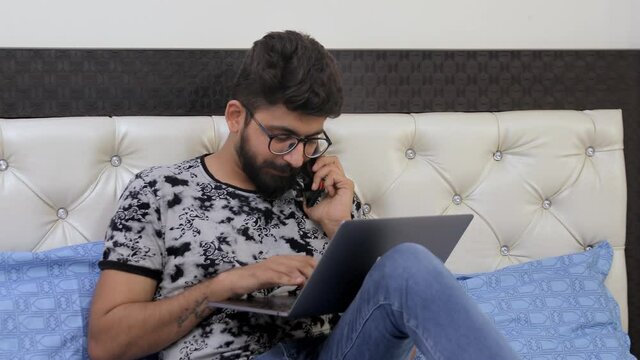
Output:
[225, 100, 246, 133]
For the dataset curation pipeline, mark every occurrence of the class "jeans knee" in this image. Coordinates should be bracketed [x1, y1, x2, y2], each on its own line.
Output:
[374, 243, 449, 283]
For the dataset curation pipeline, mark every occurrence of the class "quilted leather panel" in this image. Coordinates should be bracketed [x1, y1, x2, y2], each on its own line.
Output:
[0, 110, 628, 330]
[325, 110, 627, 329]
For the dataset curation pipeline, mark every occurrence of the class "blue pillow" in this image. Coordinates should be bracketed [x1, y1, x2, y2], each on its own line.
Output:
[0, 241, 104, 360]
[415, 241, 634, 360]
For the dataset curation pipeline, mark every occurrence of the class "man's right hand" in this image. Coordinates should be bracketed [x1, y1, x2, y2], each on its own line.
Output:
[219, 255, 318, 297]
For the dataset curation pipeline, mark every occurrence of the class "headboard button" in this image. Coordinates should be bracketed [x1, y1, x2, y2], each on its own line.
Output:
[500, 245, 510, 256]
[57, 208, 68, 220]
[542, 199, 552, 209]
[111, 155, 122, 167]
[585, 245, 594, 251]
[362, 203, 371, 215]
[493, 150, 503, 161]
[405, 148, 416, 160]
[585, 146, 595, 157]
[0, 159, 8, 171]
[452, 194, 462, 205]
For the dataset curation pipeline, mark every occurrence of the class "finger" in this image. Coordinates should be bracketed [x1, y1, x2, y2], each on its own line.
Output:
[312, 156, 344, 177]
[273, 273, 305, 286]
[325, 175, 336, 197]
[275, 254, 317, 267]
[329, 172, 354, 191]
[311, 167, 340, 191]
[268, 256, 316, 282]
[265, 263, 308, 284]
[330, 175, 355, 197]
[260, 268, 306, 286]
[314, 169, 345, 196]
[278, 256, 317, 278]
[305, 256, 319, 268]
[316, 156, 344, 173]
[309, 157, 346, 191]
[295, 260, 316, 279]
[311, 156, 337, 171]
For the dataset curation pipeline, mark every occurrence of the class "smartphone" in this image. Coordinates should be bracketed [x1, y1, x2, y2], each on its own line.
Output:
[299, 158, 324, 207]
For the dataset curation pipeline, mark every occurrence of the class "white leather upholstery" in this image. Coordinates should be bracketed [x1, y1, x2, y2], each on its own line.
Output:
[0, 110, 627, 329]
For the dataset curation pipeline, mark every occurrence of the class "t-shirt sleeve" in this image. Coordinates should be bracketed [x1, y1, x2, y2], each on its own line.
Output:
[351, 192, 367, 220]
[98, 171, 165, 281]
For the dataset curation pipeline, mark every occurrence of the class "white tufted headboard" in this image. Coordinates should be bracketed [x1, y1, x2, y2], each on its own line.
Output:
[0, 109, 627, 329]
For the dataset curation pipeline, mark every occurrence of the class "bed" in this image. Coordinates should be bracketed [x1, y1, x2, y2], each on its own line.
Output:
[0, 49, 638, 359]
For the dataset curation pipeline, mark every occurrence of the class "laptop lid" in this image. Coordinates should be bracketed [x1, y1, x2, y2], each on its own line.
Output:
[287, 214, 473, 317]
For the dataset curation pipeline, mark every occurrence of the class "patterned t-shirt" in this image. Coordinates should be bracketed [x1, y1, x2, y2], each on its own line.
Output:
[99, 155, 364, 360]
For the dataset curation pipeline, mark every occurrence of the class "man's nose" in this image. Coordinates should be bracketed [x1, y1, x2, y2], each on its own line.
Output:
[282, 142, 305, 168]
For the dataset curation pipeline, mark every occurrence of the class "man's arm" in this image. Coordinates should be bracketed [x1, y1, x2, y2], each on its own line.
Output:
[88, 255, 317, 360]
[88, 270, 230, 360]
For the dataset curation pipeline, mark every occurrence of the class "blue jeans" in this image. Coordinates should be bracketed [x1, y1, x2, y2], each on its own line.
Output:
[255, 243, 519, 360]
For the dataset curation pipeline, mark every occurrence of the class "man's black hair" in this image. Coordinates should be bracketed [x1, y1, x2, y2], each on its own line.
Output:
[230, 30, 343, 119]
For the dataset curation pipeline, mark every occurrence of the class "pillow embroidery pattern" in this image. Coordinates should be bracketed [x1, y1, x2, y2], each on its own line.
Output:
[0, 242, 103, 360]
[415, 242, 634, 360]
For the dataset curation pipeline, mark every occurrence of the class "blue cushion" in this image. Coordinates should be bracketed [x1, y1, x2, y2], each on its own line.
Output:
[0, 241, 104, 360]
[415, 241, 634, 360]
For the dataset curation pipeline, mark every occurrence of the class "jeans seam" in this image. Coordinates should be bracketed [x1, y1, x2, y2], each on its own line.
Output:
[386, 302, 444, 360]
[403, 315, 444, 360]
[336, 301, 392, 360]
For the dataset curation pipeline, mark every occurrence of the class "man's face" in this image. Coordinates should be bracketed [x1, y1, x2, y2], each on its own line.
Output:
[237, 128, 300, 198]
[235, 104, 325, 199]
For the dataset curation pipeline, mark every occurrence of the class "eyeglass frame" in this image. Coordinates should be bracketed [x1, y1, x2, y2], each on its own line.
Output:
[243, 106, 333, 158]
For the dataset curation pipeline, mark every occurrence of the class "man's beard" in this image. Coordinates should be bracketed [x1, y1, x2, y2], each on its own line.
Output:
[236, 130, 300, 199]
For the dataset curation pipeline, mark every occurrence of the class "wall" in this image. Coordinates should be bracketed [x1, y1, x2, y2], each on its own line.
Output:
[1, 0, 638, 49]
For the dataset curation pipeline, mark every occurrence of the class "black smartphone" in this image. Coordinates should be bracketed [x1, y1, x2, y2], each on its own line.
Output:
[299, 158, 324, 207]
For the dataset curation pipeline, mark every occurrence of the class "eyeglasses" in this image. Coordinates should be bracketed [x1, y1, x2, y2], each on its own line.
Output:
[245, 107, 332, 158]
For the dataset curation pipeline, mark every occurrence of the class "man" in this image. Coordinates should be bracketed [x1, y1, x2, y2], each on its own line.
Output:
[88, 31, 519, 360]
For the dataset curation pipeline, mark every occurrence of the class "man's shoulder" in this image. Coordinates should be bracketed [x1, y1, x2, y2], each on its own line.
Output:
[134, 156, 204, 184]
[123, 156, 206, 198]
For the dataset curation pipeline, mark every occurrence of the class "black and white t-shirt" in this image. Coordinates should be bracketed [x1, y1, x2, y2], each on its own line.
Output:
[99, 155, 364, 360]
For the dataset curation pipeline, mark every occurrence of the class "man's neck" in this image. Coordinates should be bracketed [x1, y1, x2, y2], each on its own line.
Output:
[203, 145, 256, 191]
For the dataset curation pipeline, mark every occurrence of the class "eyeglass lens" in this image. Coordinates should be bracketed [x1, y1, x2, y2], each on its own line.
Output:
[269, 136, 329, 157]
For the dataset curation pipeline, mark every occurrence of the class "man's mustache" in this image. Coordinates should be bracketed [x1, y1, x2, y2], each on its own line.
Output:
[263, 162, 301, 177]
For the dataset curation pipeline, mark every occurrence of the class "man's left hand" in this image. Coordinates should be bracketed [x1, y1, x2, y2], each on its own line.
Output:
[302, 156, 354, 239]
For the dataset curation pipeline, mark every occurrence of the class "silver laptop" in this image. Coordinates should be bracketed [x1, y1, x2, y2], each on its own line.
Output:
[208, 214, 473, 318]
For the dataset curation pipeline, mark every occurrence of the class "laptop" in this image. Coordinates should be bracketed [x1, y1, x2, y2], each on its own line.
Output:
[208, 214, 473, 318]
